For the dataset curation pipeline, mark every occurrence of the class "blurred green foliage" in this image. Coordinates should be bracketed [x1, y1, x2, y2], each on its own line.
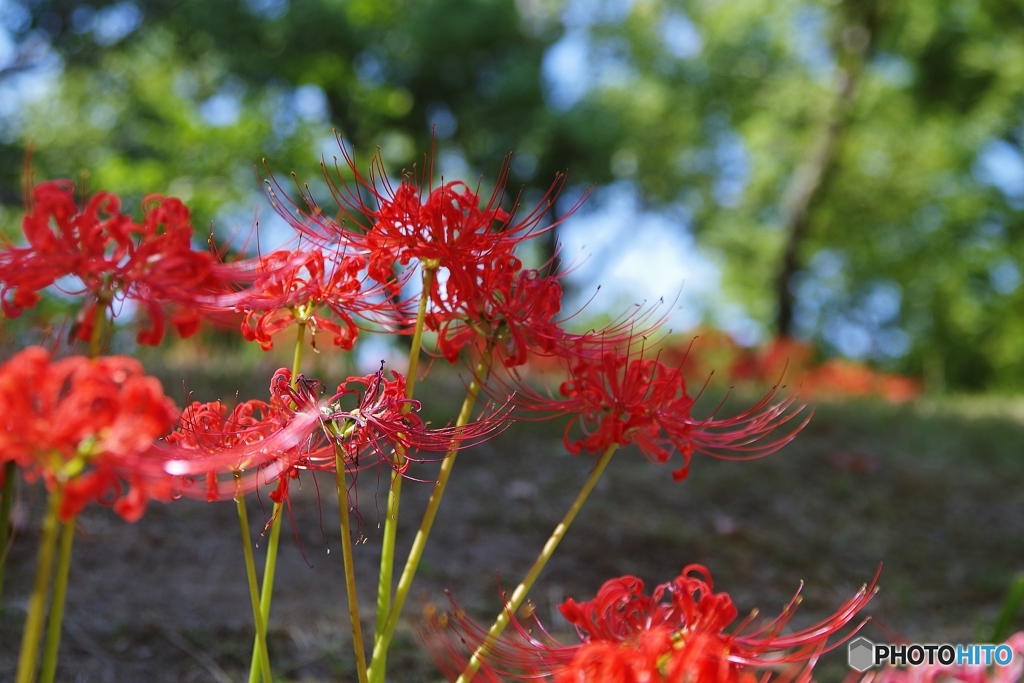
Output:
[2, 0, 1024, 390]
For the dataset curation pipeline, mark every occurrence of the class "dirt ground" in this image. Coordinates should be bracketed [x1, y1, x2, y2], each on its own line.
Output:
[3, 362, 1024, 682]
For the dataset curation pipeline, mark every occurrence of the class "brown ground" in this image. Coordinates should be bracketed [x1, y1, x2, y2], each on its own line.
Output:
[2, 361, 1024, 682]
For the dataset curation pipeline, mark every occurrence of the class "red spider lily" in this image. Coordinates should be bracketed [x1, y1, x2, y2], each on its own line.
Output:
[263, 142, 578, 316]
[429, 267, 561, 365]
[161, 368, 325, 501]
[316, 365, 512, 475]
[0, 180, 225, 345]
[364, 173, 575, 337]
[421, 565, 877, 683]
[161, 366, 509, 499]
[499, 349, 807, 481]
[430, 264, 670, 368]
[205, 248, 400, 350]
[0, 346, 179, 522]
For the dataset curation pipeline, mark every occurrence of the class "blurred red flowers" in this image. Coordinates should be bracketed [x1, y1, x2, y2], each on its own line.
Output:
[0, 346, 179, 521]
[0, 181, 223, 345]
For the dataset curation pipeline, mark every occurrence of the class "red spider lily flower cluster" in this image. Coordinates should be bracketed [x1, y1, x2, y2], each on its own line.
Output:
[267, 150, 559, 284]
[504, 350, 808, 481]
[422, 565, 877, 683]
[0, 180, 225, 345]
[363, 179, 520, 293]
[0, 346, 178, 521]
[162, 368, 315, 502]
[162, 366, 508, 502]
[263, 146, 626, 364]
[209, 248, 399, 351]
[326, 365, 510, 471]
[430, 265, 659, 369]
[0, 153, 865, 683]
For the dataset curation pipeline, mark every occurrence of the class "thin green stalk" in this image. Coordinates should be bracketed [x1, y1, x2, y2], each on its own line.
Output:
[246, 500, 282, 683]
[372, 266, 435, 664]
[368, 355, 489, 683]
[291, 322, 305, 386]
[336, 446, 369, 683]
[236, 482, 273, 683]
[0, 459, 16, 609]
[402, 267, 435, 403]
[456, 444, 619, 683]
[16, 486, 63, 683]
[87, 298, 107, 359]
[247, 322, 305, 683]
[38, 518, 75, 683]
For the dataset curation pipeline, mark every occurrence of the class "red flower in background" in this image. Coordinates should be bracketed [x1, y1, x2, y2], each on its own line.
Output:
[505, 350, 807, 481]
[422, 565, 877, 683]
[0, 180, 224, 345]
[207, 248, 398, 350]
[0, 346, 179, 521]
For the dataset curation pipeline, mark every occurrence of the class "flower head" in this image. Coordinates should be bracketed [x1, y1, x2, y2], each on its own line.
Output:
[162, 365, 508, 500]
[0, 180, 223, 345]
[162, 368, 324, 501]
[422, 565, 877, 683]
[208, 248, 397, 350]
[430, 266, 565, 366]
[263, 143, 576, 327]
[0, 346, 179, 521]
[504, 349, 807, 481]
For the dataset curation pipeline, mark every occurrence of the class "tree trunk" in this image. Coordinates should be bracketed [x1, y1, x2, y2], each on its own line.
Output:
[774, 10, 875, 336]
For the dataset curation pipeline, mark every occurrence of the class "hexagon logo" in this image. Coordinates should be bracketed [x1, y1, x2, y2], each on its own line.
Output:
[848, 637, 875, 672]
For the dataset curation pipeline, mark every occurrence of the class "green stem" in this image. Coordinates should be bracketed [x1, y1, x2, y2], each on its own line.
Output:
[38, 519, 75, 683]
[291, 322, 305, 386]
[0, 460, 16, 610]
[236, 483, 273, 683]
[16, 486, 63, 683]
[247, 322, 304, 683]
[336, 446, 370, 683]
[246, 502, 283, 683]
[22, 301, 104, 681]
[368, 356, 489, 683]
[87, 298, 107, 359]
[372, 266, 435, 668]
[456, 444, 618, 683]
[402, 267, 435, 402]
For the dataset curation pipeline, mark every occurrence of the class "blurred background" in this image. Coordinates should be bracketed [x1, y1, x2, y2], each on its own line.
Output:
[3, 0, 1024, 390]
